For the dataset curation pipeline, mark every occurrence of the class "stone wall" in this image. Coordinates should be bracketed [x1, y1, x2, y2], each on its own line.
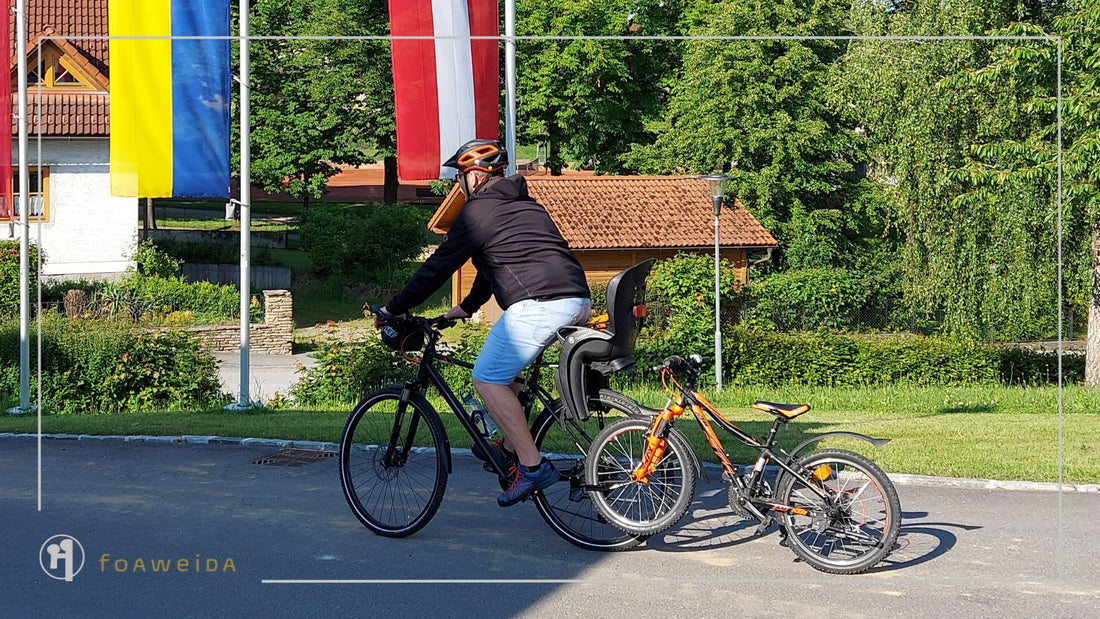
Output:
[187, 290, 294, 355]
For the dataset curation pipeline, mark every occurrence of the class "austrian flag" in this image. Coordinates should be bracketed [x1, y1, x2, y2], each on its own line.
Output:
[388, 0, 500, 180]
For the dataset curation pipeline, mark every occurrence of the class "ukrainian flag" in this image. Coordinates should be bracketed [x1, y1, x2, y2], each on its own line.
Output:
[109, 0, 231, 198]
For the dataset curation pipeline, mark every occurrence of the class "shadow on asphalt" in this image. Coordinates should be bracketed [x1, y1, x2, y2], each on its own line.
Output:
[646, 486, 977, 575]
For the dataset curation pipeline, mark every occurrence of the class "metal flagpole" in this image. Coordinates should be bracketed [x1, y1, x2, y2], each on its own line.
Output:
[504, 0, 516, 175]
[233, 0, 253, 409]
[12, 0, 30, 414]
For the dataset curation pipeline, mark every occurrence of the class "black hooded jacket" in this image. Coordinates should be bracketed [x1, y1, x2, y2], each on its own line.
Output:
[386, 174, 589, 316]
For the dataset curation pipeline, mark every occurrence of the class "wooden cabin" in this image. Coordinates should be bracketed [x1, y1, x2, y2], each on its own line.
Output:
[428, 175, 778, 324]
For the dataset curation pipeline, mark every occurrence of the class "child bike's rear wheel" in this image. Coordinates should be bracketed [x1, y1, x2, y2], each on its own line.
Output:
[776, 449, 900, 574]
[530, 400, 645, 552]
[339, 387, 449, 537]
[584, 418, 696, 536]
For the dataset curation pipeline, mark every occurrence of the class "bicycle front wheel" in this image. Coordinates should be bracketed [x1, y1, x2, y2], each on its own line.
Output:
[530, 399, 645, 552]
[776, 449, 901, 574]
[585, 418, 696, 536]
[339, 387, 449, 537]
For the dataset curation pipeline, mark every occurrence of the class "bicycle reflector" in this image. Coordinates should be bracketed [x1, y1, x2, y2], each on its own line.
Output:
[812, 464, 833, 482]
[633, 304, 647, 318]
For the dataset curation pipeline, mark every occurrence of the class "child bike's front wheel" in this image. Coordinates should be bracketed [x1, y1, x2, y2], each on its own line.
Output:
[776, 448, 901, 574]
[530, 400, 645, 552]
[584, 418, 696, 536]
[339, 387, 449, 538]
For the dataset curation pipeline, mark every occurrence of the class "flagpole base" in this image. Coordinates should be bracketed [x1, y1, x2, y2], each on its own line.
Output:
[6, 405, 37, 415]
[224, 400, 261, 412]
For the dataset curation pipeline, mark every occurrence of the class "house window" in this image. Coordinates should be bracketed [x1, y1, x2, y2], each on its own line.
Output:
[12, 168, 50, 222]
[24, 46, 96, 91]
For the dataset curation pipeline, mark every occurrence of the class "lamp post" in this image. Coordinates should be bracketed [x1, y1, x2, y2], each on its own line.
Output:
[702, 174, 730, 391]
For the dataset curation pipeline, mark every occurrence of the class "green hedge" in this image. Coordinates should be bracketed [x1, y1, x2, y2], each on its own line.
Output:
[632, 327, 1081, 388]
[0, 241, 41, 320]
[0, 316, 226, 413]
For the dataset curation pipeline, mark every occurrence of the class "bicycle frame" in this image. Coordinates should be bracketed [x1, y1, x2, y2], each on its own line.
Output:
[636, 364, 887, 521]
[388, 327, 555, 480]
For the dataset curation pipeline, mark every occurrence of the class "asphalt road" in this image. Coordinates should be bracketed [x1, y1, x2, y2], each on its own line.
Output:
[2, 437, 1097, 618]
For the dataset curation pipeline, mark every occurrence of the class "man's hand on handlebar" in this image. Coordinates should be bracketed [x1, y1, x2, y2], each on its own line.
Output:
[443, 305, 469, 321]
[370, 305, 409, 330]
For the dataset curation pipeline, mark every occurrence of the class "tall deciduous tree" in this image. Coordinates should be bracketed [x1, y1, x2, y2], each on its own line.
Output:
[246, 0, 395, 203]
[938, 2, 1100, 372]
[624, 0, 879, 269]
[515, 0, 680, 174]
[838, 0, 1063, 340]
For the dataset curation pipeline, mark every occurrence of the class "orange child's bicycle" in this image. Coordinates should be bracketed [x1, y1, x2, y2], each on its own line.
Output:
[584, 354, 901, 574]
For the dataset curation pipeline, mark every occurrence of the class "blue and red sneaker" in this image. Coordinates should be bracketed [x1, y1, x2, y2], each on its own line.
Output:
[497, 458, 559, 507]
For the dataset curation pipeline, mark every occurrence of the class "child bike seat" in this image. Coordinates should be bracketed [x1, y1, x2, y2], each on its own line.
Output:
[556, 259, 655, 420]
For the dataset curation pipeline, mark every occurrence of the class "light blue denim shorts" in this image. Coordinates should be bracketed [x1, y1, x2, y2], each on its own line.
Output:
[472, 297, 591, 385]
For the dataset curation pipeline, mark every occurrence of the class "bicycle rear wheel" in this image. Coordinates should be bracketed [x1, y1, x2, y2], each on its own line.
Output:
[776, 449, 900, 574]
[585, 418, 696, 536]
[530, 399, 645, 552]
[339, 387, 449, 537]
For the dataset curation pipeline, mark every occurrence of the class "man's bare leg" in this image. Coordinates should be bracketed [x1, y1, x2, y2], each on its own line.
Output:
[475, 379, 540, 467]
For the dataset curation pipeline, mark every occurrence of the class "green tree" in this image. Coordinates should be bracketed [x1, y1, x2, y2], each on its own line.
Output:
[838, 0, 1061, 340]
[246, 0, 396, 203]
[624, 0, 881, 270]
[938, 1, 1100, 373]
[515, 0, 681, 174]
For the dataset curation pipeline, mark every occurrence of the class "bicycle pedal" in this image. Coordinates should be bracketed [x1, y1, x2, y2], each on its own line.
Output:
[754, 517, 773, 536]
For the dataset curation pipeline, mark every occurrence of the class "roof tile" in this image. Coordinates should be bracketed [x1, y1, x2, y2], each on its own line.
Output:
[9, 0, 109, 136]
[525, 176, 777, 250]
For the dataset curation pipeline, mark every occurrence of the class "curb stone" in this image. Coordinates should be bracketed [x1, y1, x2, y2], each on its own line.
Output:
[2, 432, 1097, 493]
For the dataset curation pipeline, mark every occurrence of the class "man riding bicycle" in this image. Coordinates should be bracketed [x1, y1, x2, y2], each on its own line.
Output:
[374, 138, 591, 507]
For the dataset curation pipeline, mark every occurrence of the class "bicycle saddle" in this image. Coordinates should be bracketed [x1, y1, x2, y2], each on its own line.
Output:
[752, 401, 811, 420]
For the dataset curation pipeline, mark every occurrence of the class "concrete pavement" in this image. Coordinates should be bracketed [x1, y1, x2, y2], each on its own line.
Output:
[2, 436, 1097, 617]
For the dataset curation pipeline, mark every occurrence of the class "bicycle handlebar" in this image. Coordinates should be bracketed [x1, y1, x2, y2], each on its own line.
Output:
[653, 353, 707, 374]
[370, 305, 459, 333]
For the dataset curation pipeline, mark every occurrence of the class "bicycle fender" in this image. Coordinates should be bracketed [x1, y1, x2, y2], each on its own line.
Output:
[596, 389, 663, 418]
[789, 431, 891, 460]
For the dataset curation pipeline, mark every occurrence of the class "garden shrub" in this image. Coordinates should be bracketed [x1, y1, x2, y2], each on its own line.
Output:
[290, 337, 412, 405]
[644, 253, 738, 353]
[0, 315, 225, 413]
[131, 239, 181, 278]
[742, 268, 870, 332]
[299, 204, 431, 288]
[0, 240, 41, 319]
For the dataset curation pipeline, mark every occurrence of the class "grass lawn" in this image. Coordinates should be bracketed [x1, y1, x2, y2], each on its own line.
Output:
[157, 218, 296, 232]
[2, 384, 1096, 484]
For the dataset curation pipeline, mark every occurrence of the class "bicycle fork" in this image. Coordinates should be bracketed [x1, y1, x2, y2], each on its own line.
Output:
[382, 389, 421, 468]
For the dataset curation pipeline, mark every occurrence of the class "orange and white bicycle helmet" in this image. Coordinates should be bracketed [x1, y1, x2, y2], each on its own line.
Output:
[443, 139, 509, 175]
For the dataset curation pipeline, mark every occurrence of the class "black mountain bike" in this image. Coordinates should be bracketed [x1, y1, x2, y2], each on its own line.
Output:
[585, 354, 901, 574]
[338, 313, 645, 551]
